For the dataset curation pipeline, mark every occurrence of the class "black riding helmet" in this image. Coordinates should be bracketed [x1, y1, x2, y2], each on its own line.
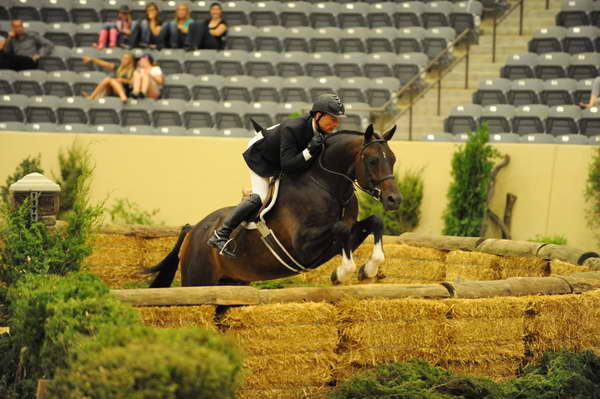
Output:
[311, 93, 346, 118]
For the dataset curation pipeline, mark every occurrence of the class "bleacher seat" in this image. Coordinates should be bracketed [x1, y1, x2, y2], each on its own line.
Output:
[555, 134, 589, 144]
[574, 78, 593, 104]
[255, 26, 286, 52]
[88, 97, 122, 125]
[184, 50, 216, 76]
[280, 1, 311, 28]
[246, 51, 279, 77]
[395, 1, 423, 28]
[568, 52, 600, 80]
[529, 27, 567, 54]
[250, 1, 281, 27]
[215, 100, 248, 129]
[334, 52, 366, 78]
[222, 75, 255, 102]
[367, 2, 395, 28]
[521, 133, 557, 143]
[340, 27, 369, 53]
[541, 78, 577, 106]
[0, 94, 28, 123]
[14, 70, 46, 96]
[563, 26, 599, 54]
[444, 104, 482, 134]
[44, 23, 76, 48]
[479, 104, 514, 133]
[501, 53, 538, 80]
[10, 0, 42, 21]
[56, 96, 90, 124]
[534, 52, 570, 80]
[580, 106, 600, 137]
[555, 0, 592, 28]
[228, 25, 258, 51]
[121, 101, 153, 126]
[152, 99, 186, 127]
[512, 104, 549, 134]
[40, 0, 71, 23]
[545, 104, 581, 135]
[25, 95, 58, 124]
[422, 1, 452, 29]
[253, 76, 284, 103]
[508, 79, 544, 106]
[472, 78, 511, 105]
[184, 100, 217, 129]
[192, 75, 225, 101]
[70, 0, 101, 23]
[43, 71, 76, 97]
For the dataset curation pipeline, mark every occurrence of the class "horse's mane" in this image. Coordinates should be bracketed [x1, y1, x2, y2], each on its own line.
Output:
[324, 130, 382, 143]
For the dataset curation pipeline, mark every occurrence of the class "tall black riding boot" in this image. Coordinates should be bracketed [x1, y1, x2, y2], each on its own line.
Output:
[207, 193, 262, 258]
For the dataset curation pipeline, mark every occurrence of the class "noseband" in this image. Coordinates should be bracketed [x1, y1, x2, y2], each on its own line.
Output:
[316, 137, 394, 206]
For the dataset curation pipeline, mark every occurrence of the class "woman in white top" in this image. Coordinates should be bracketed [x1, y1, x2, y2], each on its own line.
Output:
[130, 53, 164, 99]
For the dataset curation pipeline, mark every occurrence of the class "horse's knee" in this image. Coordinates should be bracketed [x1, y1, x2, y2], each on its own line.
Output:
[331, 221, 351, 238]
[369, 215, 384, 233]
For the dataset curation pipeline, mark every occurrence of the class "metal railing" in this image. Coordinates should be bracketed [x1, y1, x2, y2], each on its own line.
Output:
[492, 0, 525, 63]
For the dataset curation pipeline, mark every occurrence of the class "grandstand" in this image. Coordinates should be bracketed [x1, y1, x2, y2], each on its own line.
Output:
[2, 0, 591, 144]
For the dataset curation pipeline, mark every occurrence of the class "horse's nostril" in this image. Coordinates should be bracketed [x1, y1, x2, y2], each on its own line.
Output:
[387, 195, 396, 204]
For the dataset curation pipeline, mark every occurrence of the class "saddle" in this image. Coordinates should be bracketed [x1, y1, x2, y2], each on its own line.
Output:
[241, 178, 280, 230]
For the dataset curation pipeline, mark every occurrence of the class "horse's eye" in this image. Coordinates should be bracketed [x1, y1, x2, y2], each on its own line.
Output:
[368, 158, 378, 166]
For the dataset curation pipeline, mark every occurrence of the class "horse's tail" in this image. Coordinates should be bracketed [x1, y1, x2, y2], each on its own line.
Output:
[144, 224, 192, 288]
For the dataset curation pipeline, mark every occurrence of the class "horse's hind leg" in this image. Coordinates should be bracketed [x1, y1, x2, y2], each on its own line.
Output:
[349, 215, 385, 281]
[330, 222, 356, 285]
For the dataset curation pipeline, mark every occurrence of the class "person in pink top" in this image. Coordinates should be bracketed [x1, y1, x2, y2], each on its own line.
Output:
[93, 5, 133, 49]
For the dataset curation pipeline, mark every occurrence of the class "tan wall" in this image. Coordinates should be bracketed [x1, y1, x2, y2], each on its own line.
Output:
[0, 131, 597, 251]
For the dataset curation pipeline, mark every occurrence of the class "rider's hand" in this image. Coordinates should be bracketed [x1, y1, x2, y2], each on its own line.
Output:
[307, 134, 324, 156]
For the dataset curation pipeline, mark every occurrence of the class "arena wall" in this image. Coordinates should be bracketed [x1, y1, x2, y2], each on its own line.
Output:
[0, 131, 596, 250]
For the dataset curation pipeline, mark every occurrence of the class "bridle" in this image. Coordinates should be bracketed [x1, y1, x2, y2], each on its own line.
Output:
[313, 136, 394, 208]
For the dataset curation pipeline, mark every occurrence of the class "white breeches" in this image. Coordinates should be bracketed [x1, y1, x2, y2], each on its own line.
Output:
[248, 135, 270, 204]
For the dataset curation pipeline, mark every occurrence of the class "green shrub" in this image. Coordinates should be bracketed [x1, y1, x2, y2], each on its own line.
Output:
[586, 146, 600, 234]
[53, 141, 95, 218]
[41, 295, 139, 375]
[443, 124, 501, 237]
[358, 168, 424, 236]
[330, 359, 505, 399]
[0, 155, 43, 206]
[47, 326, 243, 399]
[528, 234, 568, 245]
[108, 198, 161, 225]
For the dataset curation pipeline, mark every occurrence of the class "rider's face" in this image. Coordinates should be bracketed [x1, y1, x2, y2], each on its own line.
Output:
[316, 113, 340, 134]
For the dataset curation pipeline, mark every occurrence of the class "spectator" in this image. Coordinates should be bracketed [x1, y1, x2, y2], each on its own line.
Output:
[130, 53, 164, 100]
[128, 3, 164, 49]
[93, 5, 133, 50]
[0, 20, 54, 71]
[80, 52, 136, 102]
[186, 2, 228, 50]
[163, 3, 194, 49]
[0, 33, 6, 51]
[580, 77, 600, 109]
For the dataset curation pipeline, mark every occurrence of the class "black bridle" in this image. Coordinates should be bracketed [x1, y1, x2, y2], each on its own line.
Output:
[314, 137, 395, 208]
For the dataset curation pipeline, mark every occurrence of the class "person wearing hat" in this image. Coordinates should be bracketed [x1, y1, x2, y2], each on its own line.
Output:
[93, 5, 132, 49]
[207, 93, 346, 258]
[130, 53, 164, 99]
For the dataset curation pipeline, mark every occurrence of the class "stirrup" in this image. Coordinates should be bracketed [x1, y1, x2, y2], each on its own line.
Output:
[210, 231, 236, 257]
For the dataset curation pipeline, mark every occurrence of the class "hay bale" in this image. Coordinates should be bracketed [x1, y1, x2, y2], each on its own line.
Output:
[87, 263, 147, 288]
[382, 244, 447, 262]
[451, 277, 571, 298]
[497, 257, 550, 279]
[238, 386, 330, 399]
[446, 250, 501, 281]
[447, 359, 520, 380]
[84, 247, 143, 268]
[137, 305, 216, 329]
[90, 233, 139, 248]
[551, 259, 591, 275]
[337, 298, 449, 367]
[380, 259, 446, 282]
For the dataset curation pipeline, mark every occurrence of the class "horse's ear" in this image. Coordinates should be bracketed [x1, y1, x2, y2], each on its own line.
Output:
[383, 125, 396, 141]
[364, 124, 374, 142]
[250, 118, 264, 133]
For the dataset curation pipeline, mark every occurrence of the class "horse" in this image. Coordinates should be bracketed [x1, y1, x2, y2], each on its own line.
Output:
[145, 123, 401, 287]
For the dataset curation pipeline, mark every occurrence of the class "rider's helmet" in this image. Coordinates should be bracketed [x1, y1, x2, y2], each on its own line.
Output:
[311, 93, 346, 118]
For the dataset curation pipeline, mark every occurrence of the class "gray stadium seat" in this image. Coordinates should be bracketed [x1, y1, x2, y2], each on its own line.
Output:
[89, 124, 121, 134]
[305, 52, 335, 77]
[393, 52, 428, 86]
[394, 26, 425, 54]
[43, 71, 77, 97]
[310, 27, 341, 53]
[154, 126, 189, 136]
[56, 96, 91, 124]
[0, 94, 28, 122]
[227, 25, 258, 52]
[246, 51, 280, 77]
[423, 27, 455, 65]
[184, 50, 216, 76]
[250, 1, 281, 27]
[281, 76, 311, 103]
[563, 26, 599, 55]
[254, 26, 286, 52]
[74, 22, 104, 47]
[535, 52, 569, 80]
[280, 1, 311, 27]
[253, 76, 283, 103]
[44, 22, 76, 48]
[545, 105, 581, 135]
[338, 2, 369, 29]
[574, 78, 593, 104]
[29, 123, 61, 133]
[221, 1, 250, 26]
[450, 0, 482, 42]
[122, 125, 157, 135]
[40, 0, 71, 23]
[243, 101, 278, 130]
[367, 2, 395, 28]
[488, 132, 522, 143]
[340, 102, 370, 130]
[214, 50, 248, 77]
[10, 0, 42, 21]
[68, 47, 99, 72]
[72, 71, 105, 96]
[556, 0, 592, 27]
[155, 53, 183, 75]
[215, 101, 249, 129]
[184, 100, 217, 129]
[473, 78, 511, 105]
[222, 75, 256, 102]
[529, 27, 567, 54]
[579, 106, 600, 137]
[308, 76, 342, 100]
[512, 104, 549, 134]
[152, 99, 186, 127]
[395, 1, 424, 28]
[501, 53, 538, 80]
[479, 104, 515, 133]
[187, 127, 218, 136]
[59, 123, 92, 133]
[0, 70, 17, 95]
[368, 76, 400, 107]
[25, 95, 59, 123]
[541, 78, 577, 106]
[276, 101, 310, 123]
[338, 86, 367, 104]
[366, 27, 396, 53]
[121, 100, 153, 126]
[568, 53, 600, 80]
[444, 104, 482, 133]
[0, 122, 29, 131]
[309, 2, 340, 29]
[282, 26, 312, 52]
[364, 52, 395, 78]
[422, 1, 452, 29]
[88, 97, 122, 125]
[334, 52, 366, 78]
[70, 0, 101, 23]
[508, 78, 544, 106]
[100, 0, 125, 22]
[163, 74, 194, 102]
[39, 45, 71, 72]
[192, 74, 225, 102]
[339, 27, 369, 53]
[14, 70, 47, 96]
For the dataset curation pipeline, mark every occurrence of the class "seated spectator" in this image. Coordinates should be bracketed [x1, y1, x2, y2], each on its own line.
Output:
[580, 77, 600, 109]
[0, 33, 5, 51]
[81, 52, 136, 102]
[162, 3, 194, 49]
[93, 5, 133, 50]
[0, 20, 54, 71]
[128, 3, 164, 50]
[186, 2, 228, 50]
[130, 53, 164, 100]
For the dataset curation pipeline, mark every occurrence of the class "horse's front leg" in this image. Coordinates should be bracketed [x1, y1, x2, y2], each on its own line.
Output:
[348, 215, 385, 281]
[330, 221, 356, 285]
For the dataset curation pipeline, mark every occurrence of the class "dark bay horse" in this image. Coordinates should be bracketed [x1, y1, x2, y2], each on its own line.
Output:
[146, 124, 401, 287]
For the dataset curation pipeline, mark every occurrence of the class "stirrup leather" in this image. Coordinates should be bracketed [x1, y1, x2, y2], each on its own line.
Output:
[213, 231, 235, 255]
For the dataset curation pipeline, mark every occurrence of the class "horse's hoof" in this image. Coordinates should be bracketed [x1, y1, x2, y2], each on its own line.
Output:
[331, 270, 341, 285]
[357, 265, 369, 281]
[376, 271, 386, 280]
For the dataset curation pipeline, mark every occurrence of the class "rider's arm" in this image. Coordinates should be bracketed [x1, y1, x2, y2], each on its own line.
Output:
[280, 127, 313, 174]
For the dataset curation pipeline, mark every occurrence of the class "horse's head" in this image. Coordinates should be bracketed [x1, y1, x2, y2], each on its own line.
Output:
[354, 124, 402, 211]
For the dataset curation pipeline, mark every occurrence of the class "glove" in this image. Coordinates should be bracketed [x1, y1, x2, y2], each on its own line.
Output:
[307, 134, 324, 156]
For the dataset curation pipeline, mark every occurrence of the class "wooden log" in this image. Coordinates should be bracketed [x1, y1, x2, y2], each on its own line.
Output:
[476, 239, 545, 258]
[503, 193, 517, 231]
[583, 257, 600, 271]
[558, 275, 600, 294]
[110, 286, 262, 306]
[36, 379, 49, 399]
[480, 154, 511, 237]
[397, 232, 484, 251]
[536, 244, 599, 265]
[450, 277, 572, 298]
[487, 211, 511, 240]
[565, 271, 600, 280]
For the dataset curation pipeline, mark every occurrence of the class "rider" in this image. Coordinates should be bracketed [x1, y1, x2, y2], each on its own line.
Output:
[207, 93, 346, 257]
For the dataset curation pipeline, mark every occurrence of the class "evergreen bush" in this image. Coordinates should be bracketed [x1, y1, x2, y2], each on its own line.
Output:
[443, 124, 501, 237]
[53, 141, 95, 218]
[108, 198, 161, 225]
[358, 168, 424, 235]
[0, 155, 43, 206]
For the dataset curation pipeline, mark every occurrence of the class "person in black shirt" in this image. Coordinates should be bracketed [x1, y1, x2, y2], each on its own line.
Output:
[186, 2, 228, 50]
[207, 93, 346, 258]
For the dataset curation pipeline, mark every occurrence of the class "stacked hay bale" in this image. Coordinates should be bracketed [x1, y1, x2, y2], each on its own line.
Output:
[446, 250, 549, 282]
[222, 303, 338, 399]
[137, 305, 216, 330]
[550, 259, 592, 275]
[336, 298, 449, 382]
[444, 297, 527, 380]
